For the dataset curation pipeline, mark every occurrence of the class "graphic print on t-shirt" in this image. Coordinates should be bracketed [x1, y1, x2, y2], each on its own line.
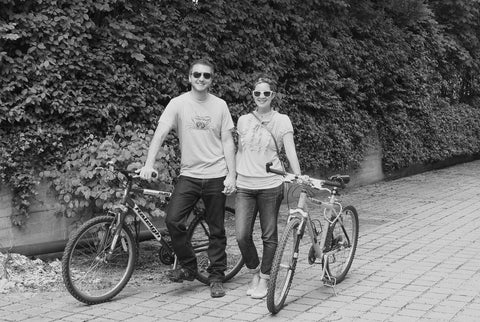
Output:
[189, 115, 212, 130]
[241, 118, 272, 152]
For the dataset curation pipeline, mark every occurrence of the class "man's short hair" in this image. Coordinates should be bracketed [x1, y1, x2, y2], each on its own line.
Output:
[189, 59, 215, 75]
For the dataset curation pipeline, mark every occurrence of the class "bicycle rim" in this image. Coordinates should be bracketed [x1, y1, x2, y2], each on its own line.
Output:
[325, 205, 359, 283]
[189, 207, 244, 284]
[267, 217, 301, 314]
[62, 216, 137, 304]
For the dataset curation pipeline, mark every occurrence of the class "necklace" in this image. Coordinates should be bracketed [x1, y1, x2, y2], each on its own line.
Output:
[253, 110, 274, 125]
[255, 110, 273, 119]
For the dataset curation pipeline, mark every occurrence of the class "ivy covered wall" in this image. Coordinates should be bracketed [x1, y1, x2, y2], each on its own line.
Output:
[1, 0, 480, 224]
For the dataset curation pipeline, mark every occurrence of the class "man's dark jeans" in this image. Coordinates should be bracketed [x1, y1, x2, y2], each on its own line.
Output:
[235, 184, 284, 275]
[165, 175, 227, 282]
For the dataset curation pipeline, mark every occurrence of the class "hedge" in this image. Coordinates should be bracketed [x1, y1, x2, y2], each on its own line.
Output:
[1, 0, 479, 224]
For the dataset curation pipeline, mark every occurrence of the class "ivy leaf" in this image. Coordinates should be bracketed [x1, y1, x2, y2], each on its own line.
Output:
[131, 53, 145, 61]
[3, 33, 21, 40]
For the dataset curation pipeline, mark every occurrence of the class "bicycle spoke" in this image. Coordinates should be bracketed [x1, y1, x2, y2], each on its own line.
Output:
[325, 206, 359, 283]
[267, 217, 301, 314]
[62, 216, 137, 304]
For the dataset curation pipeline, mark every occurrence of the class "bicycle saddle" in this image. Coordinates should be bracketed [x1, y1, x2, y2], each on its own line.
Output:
[328, 174, 350, 185]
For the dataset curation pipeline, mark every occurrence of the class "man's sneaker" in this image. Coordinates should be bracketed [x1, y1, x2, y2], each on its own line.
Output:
[166, 268, 196, 283]
[210, 281, 226, 298]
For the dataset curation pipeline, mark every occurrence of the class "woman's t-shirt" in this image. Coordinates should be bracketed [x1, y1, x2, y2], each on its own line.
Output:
[236, 111, 293, 189]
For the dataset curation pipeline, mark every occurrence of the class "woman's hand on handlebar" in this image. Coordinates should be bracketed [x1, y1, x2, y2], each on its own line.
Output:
[295, 174, 311, 184]
[136, 166, 158, 180]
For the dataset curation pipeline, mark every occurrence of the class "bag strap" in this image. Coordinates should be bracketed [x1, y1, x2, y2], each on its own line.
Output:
[250, 112, 285, 171]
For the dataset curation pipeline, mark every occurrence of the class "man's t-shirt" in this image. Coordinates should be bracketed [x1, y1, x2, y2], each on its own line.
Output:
[158, 92, 234, 179]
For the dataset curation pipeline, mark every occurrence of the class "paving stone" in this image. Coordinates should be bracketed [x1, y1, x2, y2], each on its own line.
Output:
[2, 160, 480, 321]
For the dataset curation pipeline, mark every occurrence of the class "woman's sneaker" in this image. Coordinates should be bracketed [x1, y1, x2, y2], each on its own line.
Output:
[246, 273, 260, 296]
[250, 274, 269, 299]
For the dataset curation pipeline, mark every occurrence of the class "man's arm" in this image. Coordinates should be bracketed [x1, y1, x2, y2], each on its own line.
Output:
[139, 123, 171, 179]
[221, 129, 237, 194]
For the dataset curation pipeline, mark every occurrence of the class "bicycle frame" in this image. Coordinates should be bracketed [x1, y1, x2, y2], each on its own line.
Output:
[107, 171, 211, 271]
[286, 186, 343, 285]
[103, 166, 177, 266]
[126, 188, 171, 243]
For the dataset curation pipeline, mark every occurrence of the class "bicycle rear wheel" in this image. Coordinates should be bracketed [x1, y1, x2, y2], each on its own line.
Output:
[188, 207, 244, 284]
[267, 217, 302, 314]
[62, 215, 138, 304]
[324, 205, 359, 283]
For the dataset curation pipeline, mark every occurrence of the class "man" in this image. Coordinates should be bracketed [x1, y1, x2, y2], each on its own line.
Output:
[139, 59, 236, 298]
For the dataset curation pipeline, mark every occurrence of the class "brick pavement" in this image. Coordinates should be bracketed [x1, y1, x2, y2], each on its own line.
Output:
[1, 160, 480, 321]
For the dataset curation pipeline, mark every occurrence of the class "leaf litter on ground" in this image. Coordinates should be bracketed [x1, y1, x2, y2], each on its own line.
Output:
[0, 241, 170, 294]
[0, 252, 63, 294]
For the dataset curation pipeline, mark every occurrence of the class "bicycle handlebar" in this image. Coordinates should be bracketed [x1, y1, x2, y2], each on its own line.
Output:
[265, 162, 348, 189]
[97, 162, 157, 180]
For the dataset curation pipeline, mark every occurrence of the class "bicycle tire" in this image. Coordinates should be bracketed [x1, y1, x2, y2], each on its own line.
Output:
[324, 205, 359, 283]
[62, 215, 138, 304]
[267, 216, 302, 314]
[188, 207, 244, 285]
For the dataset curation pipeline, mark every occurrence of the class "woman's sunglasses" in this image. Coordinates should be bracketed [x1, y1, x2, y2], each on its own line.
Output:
[191, 72, 212, 80]
[252, 91, 274, 97]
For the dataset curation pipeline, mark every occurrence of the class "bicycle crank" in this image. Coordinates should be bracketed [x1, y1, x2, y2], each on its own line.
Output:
[308, 245, 317, 264]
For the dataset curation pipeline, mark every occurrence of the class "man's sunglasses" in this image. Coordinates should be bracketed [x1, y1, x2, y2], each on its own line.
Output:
[191, 72, 212, 80]
[252, 91, 274, 97]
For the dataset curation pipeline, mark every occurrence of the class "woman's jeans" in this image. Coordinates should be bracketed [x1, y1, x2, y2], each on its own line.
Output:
[235, 184, 284, 275]
[165, 176, 227, 282]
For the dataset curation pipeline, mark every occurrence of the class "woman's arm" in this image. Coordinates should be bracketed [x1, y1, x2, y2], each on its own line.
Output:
[222, 129, 237, 193]
[283, 132, 302, 175]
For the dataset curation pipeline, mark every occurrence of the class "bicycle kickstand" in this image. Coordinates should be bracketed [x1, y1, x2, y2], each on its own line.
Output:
[321, 254, 338, 296]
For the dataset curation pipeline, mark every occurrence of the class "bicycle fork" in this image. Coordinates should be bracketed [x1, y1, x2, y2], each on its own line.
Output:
[102, 205, 130, 262]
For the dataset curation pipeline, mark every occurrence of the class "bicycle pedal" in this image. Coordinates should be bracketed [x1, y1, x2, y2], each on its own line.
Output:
[323, 278, 334, 286]
[159, 228, 170, 236]
[322, 277, 338, 295]
[322, 275, 337, 286]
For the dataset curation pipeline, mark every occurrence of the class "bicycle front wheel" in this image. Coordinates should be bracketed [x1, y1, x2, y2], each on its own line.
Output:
[325, 205, 359, 283]
[188, 207, 244, 285]
[267, 217, 302, 314]
[62, 215, 138, 304]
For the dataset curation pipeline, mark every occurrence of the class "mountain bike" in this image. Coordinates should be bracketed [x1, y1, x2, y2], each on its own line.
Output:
[265, 162, 359, 314]
[61, 162, 243, 305]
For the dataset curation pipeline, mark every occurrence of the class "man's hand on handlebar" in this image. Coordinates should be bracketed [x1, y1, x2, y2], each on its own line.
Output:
[137, 166, 158, 180]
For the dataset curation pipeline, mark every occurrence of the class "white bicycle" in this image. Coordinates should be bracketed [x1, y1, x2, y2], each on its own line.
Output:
[265, 162, 359, 314]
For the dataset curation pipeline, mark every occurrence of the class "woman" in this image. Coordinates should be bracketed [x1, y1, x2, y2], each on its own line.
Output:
[235, 76, 302, 299]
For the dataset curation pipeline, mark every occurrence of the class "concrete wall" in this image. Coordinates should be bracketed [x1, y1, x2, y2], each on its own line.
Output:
[0, 183, 166, 256]
[0, 135, 386, 256]
[0, 183, 80, 256]
[307, 131, 385, 186]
